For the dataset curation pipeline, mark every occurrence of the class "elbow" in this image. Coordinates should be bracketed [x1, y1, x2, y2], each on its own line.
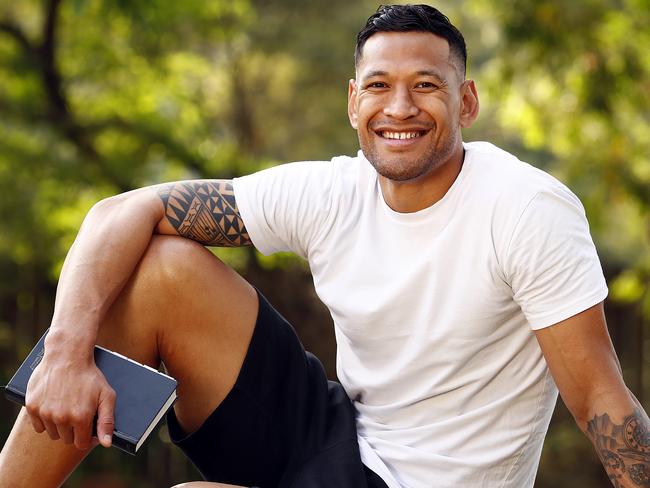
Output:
[563, 385, 638, 433]
[88, 194, 121, 215]
[565, 401, 593, 431]
[84, 194, 127, 227]
[85, 188, 163, 228]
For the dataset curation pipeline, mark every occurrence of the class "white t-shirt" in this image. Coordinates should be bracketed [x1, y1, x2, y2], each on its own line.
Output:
[233, 141, 608, 488]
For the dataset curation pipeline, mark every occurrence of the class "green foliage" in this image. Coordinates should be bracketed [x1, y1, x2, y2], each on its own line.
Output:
[1, 1, 649, 486]
[473, 0, 650, 320]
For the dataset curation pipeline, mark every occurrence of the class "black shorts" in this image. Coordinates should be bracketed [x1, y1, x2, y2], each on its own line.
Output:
[167, 290, 389, 488]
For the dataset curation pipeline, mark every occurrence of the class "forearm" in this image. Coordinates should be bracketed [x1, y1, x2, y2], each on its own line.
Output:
[47, 189, 163, 353]
[535, 306, 650, 487]
[580, 391, 650, 487]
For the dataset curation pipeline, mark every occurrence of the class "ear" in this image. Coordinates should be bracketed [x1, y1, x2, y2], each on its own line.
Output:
[347, 79, 358, 129]
[459, 80, 479, 128]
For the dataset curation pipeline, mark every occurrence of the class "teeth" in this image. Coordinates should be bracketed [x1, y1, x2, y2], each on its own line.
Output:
[381, 131, 421, 140]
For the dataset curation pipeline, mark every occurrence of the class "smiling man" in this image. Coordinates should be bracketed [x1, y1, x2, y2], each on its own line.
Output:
[349, 30, 475, 212]
[1, 4, 648, 488]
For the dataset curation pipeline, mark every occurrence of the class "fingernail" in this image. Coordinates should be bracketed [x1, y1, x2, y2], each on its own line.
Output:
[103, 434, 111, 444]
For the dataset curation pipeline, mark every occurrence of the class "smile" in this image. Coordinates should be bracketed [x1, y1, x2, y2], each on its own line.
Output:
[376, 130, 429, 140]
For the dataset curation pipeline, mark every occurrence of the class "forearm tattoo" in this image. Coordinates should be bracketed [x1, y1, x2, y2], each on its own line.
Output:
[587, 409, 650, 487]
[157, 180, 251, 247]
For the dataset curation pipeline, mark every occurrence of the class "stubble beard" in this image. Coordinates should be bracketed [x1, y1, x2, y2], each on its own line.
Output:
[360, 128, 459, 182]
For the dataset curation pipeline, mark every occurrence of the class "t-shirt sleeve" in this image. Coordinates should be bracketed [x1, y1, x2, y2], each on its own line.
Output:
[503, 185, 608, 330]
[232, 161, 336, 258]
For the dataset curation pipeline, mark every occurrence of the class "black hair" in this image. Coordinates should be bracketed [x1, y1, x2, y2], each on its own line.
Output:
[355, 4, 467, 77]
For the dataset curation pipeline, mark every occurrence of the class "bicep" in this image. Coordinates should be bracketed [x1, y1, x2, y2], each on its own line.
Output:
[154, 179, 251, 247]
[534, 302, 634, 427]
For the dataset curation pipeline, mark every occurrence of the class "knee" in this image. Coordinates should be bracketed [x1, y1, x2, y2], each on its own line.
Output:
[145, 235, 212, 272]
[132, 235, 253, 315]
[138, 235, 229, 286]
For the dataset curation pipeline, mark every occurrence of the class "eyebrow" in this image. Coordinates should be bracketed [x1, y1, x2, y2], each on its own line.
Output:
[361, 69, 447, 82]
[414, 69, 446, 80]
[363, 70, 388, 79]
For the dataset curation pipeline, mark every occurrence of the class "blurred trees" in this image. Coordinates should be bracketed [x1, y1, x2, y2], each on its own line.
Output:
[466, 1, 650, 486]
[0, 0, 648, 487]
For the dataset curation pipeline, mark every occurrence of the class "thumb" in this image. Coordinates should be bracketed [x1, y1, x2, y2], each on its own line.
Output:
[96, 387, 116, 448]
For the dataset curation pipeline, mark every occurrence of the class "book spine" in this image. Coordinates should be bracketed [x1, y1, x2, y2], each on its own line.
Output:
[111, 431, 139, 456]
[4, 386, 26, 406]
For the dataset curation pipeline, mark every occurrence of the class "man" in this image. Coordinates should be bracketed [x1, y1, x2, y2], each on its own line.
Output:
[0, 4, 648, 488]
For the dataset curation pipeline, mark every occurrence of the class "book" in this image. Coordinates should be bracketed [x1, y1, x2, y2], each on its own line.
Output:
[4, 329, 178, 455]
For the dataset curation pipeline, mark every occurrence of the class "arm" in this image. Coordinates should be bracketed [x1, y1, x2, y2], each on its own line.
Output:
[25, 179, 250, 450]
[535, 302, 650, 487]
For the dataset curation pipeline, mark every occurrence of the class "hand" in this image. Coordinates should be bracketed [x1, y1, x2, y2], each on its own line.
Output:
[24, 348, 116, 451]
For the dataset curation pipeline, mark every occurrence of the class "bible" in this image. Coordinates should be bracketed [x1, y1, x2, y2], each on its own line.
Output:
[4, 329, 178, 455]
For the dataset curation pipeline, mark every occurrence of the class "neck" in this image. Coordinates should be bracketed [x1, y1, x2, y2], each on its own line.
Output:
[378, 145, 465, 213]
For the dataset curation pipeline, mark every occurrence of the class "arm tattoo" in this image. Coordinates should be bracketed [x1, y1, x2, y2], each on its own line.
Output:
[587, 409, 650, 487]
[157, 180, 251, 247]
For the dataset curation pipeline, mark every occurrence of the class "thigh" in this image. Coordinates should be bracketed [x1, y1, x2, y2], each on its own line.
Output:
[167, 292, 375, 488]
[99, 235, 258, 436]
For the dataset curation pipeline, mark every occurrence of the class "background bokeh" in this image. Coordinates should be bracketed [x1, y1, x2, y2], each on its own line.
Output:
[1, 0, 649, 486]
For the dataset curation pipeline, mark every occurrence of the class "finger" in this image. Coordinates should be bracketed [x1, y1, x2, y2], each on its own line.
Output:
[96, 416, 114, 448]
[73, 419, 94, 450]
[56, 423, 75, 444]
[26, 409, 46, 434]
[42, 419, 61, 441]
[96, 388, 116, 447]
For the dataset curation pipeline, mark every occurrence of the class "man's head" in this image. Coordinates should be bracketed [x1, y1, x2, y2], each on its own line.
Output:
[348, 4, 479, 189]
[355, 4, 467, 81]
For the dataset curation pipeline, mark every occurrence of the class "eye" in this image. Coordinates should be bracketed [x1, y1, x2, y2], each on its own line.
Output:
[415, 81, 438, 89]
[366, 81, 388, 89]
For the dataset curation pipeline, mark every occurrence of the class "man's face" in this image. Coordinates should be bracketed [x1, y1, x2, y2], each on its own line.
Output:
[348, 31, 474, 182]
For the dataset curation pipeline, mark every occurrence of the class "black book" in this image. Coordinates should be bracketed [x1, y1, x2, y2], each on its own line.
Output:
[4, 329, 178, 455]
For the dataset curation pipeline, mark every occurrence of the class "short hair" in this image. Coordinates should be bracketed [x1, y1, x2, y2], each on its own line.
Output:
[355, 4, 467, 78]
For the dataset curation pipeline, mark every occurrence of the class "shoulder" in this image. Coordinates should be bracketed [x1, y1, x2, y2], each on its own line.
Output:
[235, 153, 361, 185]
[463, 141, 582, 213]
[464, 142, 565, 191]
[462, 142, 591, 268]
[232, 153, 365, 220]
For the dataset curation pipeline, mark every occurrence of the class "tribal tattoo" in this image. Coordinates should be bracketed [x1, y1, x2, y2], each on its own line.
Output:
[587, 409, 650, 487]
[157, 180, 251, 247]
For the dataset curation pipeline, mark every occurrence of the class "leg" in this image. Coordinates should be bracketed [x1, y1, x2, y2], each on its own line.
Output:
[99, 235, 258, 435]
[0, 236, 258, 488]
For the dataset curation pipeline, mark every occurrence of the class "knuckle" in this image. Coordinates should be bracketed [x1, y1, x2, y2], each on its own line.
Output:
[69, 409, 89, 426]
[69, 414, 84, 426]
[51, 411, 69, 425]
[39, 407, 53, 421]
[25, 402, 39, 416]
[98, 416, 114, 427]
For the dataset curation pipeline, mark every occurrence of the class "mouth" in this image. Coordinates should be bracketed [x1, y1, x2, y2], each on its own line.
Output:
[377, 130, 429, 140]
[372, 128, 432, 149]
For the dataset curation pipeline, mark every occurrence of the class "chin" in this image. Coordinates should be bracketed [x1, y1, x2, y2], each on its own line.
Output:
[375, 166, 424, 182]
[369, 155, 440, 182]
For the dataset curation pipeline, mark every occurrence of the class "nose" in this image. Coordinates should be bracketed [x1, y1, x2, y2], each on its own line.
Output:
[383, 86, 419, 119]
